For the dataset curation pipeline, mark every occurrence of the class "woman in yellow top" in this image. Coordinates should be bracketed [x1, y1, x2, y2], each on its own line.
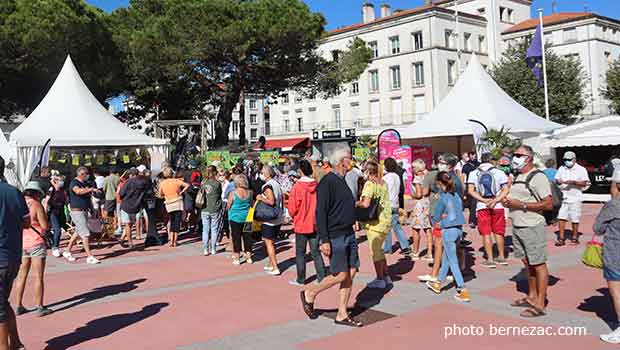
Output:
[158, 168, 190, 247]
[357, 161, 393, 289]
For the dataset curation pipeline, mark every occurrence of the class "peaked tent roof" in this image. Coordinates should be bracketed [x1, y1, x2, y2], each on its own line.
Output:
[400, 54, 562, 140]
[0, 126, 13, 161]
[11, 55, 167, 147]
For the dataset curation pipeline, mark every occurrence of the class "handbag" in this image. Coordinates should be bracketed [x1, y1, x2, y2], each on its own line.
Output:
[195, 187, 206, 209]
[31, 226, 53, 249]
[355, 197, 379, 222]
[165, 197, 184, 213]
[243, 205, 257, 233]
[87, 214, 103, 234]
[582, 235, 604, 269]
[254, 200, 281, 222]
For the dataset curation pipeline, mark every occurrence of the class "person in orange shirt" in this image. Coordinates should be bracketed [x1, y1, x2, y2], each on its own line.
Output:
[158, 168, 190, 247]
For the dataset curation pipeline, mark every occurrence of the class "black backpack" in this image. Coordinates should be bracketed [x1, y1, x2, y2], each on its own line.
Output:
[513, 170, 563, 225]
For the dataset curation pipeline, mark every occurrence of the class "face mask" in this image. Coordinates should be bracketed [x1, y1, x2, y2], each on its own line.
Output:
[511, 156, 528, 171]
[259, 174, 266, 181]
[437, 164, 449, 172]
[58, 181, 64, 188]
[564, 160, 575, 168]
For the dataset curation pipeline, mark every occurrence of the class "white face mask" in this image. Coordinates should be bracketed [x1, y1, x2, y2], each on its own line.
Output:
[58, 181, 64, 188]
[437, 164, 449, 172]
[511, 156, 528, 171]
[564, 160, 575, 168]
[259, 174, 267, 181]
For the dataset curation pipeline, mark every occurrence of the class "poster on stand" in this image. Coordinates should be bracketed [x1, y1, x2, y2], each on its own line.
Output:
[411, 144, 433, 170]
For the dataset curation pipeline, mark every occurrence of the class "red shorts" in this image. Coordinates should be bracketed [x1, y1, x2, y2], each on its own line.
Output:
[432, 224, 442, 238]
[477, 208, 506, 236]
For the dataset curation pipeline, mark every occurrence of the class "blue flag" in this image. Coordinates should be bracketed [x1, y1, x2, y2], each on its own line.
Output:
[526, 24, 544, 88]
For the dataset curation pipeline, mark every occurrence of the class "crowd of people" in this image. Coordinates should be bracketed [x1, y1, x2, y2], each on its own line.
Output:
[0, 141, 619, 348]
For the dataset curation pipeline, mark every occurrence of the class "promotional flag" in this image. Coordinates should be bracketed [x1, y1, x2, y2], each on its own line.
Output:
[526, 24, 544, 88]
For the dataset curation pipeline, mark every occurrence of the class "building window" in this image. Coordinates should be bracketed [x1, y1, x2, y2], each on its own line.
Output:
[351, 102, 361, 127]
[249, 99, 257, 109]
[331, 50, 340, 62]
[563, 28, 577, 43]
[445, 30, 453, 48]
[284, 119, 290, 133]
[282, 94, 289, 104]
[264, 115, 270, 135]
[448, 60, 456, 85]
[232, 121, 239, 136]
[499, 7, 513, 23]
[369, 70, 380, 93]
[390, 66, 401, 90]
[250, 113, 257, 124]
[333, 107, 342, 129]
[463, 32, 471, 51]
[369, 41, 379, 58]
[478, 35, 487, 53]
[477, 7, 485, 15]
[605, 51, 612, 64]
[351, 81, 359, 96]
[413, 62, 424, 87]
[297, 117, 303, 132]
[390, 36, 400, 55]
[412, 31, 423, 51]
[250, 128, 258, 139]
[294, 94, 303, 103]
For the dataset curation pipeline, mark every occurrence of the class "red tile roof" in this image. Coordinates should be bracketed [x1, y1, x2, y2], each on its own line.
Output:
[328, 5, 485, 36]
[502, 12, 594, 34]
[253, 137, 310, 150]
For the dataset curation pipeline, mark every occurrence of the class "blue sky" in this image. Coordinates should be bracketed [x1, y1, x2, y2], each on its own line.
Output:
[88, 0, 619, 30]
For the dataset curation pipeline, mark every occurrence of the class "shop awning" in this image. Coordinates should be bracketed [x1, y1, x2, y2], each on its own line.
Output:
[548, 116, 620, 148]
[254, 137, 310, 152]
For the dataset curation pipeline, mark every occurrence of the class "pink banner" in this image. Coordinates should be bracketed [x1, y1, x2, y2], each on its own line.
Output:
[378, 130, 401, 161]
[410, 144, 433, 170]
[390, 146, 413, 196]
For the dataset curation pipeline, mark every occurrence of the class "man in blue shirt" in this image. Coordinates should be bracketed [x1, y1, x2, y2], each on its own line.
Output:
[543, 159, 558, 181]
[0, 156, 28, 349]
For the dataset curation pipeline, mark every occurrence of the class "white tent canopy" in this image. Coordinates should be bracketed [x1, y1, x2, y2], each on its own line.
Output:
[400, 54, 562, 140]
[547, 115, 620, 148]
[10, 55, 167, 188]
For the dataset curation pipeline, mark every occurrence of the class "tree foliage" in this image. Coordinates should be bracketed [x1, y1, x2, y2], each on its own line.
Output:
[490, 40, 587, 125]
[479, 127, 521, 160]
[112, 0, 371, 146]
[0, 0, 124, 120]
[603, 54, 620, 115]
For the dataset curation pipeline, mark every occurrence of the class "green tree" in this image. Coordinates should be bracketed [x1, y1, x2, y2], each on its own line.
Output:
[0, 0, 124, 120]
[479, 127, 521, 160]
[490, 40, 587, 125]
[113, 0, 372, 146]
[603, 55, 620, 114]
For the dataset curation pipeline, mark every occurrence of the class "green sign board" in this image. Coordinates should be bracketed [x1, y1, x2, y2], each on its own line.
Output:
[259, 151, 279, 165]
[354, 147, 371, 161]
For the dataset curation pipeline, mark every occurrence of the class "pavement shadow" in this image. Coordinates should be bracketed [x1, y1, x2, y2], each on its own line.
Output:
[47, 278, 147, 313]
[45, 302, 169, 350]
[553, 229, 583, 241]
[388, 257, 414, 282]
[315, 285, 394, 325]
[578, 287, 617, 329]
[509, 269, 561, 305]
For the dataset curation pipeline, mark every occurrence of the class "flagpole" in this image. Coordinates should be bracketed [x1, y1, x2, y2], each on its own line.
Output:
[538, 9, 550, 120]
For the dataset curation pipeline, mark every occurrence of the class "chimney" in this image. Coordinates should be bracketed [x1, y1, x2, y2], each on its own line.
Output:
[362, 3, 375, 23]
[380, 4, 392, 18]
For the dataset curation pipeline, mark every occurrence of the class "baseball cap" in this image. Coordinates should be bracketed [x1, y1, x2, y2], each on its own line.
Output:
[563, 151, 576, 160]
[136, 165, 147, 173]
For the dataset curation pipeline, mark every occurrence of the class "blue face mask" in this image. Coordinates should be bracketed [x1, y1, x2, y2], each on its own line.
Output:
[564, 160, 575, 168]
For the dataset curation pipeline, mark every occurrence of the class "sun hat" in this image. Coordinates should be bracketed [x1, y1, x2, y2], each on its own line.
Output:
[24, 181, 45, 197]
[563, 151, 576, 160]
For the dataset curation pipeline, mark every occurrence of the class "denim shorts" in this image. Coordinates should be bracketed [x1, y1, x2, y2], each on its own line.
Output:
[604, 267, 620, 282]
[23, 244, 47, 259]
[329, 233, 360, 274]
[121, 210, 137, 225]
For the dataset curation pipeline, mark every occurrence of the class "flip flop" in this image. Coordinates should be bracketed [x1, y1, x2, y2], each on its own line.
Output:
[300, 291, 317, 319]
[554, 239, 566, 247]
[510, 298, 534, 308]
[569, 239, 580, 245]
[334, 317, 363, 327]
[520, 307, 546, 318]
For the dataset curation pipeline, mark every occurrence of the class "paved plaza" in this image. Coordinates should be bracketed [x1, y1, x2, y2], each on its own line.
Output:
[19, 204, 615, 350]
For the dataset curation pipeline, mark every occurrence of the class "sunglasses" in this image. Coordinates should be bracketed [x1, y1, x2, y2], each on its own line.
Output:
[512, 154, 528, 158]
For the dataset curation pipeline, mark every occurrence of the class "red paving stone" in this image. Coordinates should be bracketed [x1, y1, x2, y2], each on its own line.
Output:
[300, 303, 600, 350]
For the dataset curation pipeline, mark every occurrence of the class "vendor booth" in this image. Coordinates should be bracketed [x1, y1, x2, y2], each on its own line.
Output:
[399, 54, 561, 154]
[10, 55, 168, 188]
[528, 115, 620, 201]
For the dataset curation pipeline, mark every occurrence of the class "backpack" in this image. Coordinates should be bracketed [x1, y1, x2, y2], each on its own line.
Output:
[514, 170, 564, 225]
[476, 167, 498, 198]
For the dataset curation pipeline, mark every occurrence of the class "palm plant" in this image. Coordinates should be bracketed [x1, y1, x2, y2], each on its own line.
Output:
[478, 127, 521, 159]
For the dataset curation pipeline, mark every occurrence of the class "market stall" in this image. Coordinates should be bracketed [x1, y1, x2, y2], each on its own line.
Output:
[10, 55, 168, 188]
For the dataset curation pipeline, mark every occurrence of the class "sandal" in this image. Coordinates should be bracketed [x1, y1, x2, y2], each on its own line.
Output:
[520, 307, 546, 318]
[510, 298, 534, 308]
[334, 317, 363, 327]
[554, 239, 566, 247]
[300, 291, 317, 319]
[569, 238, 580, 245]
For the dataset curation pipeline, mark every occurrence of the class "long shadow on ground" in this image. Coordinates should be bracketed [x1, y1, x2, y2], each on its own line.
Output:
[578, 287, 618, 329]
[45, 302, 168, 350]
[47, 278, 147, 313]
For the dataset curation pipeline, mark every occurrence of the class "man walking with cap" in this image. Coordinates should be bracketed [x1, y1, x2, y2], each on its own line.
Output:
[554, 151, 590, 246]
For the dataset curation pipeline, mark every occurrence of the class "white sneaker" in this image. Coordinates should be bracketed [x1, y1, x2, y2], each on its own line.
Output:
[446, 275, 454, 282]
[86, 256, 101, 264]
[367, 279, 387, 289]
[266, 269, 281, 276]
[601, 327, 620, 344]
[203, 249, 211, 256]
[264, 265, 274, 271]
[51, 248, 61, 258]
[417, 274, 436, 282]
[211, 250, 217, 256]
[384, 275, 393, 286]
[62, 251, 76, 262]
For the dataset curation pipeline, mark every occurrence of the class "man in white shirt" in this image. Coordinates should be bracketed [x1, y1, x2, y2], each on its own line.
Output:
[554, 151, 590, 246]
[383, 158, 411, 255]
[467, 153, 510, 268]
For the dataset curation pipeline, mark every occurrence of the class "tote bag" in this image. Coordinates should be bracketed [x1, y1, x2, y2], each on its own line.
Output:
[582, 235, 604, 269]
[165, 197, 184, 213]
[254, 200, 281, 222]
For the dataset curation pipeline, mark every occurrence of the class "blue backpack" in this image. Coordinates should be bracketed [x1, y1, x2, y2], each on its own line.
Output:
[477, 167, 498, 198]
